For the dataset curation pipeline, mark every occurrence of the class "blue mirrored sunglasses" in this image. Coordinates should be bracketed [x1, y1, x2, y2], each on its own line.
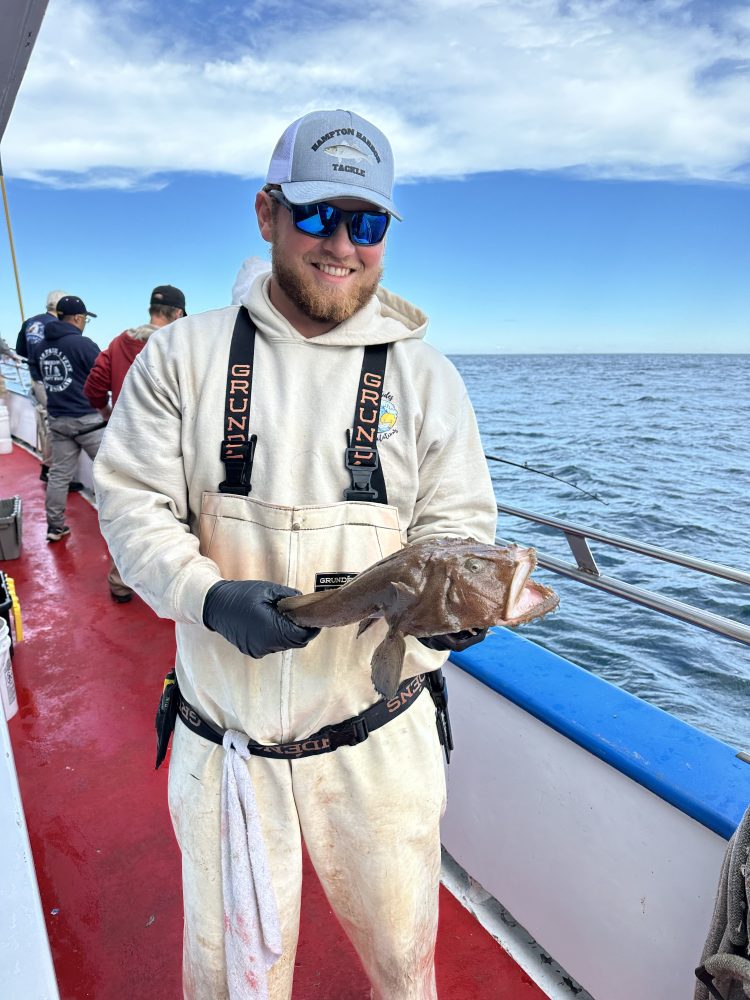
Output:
[267, 189, 390, 246]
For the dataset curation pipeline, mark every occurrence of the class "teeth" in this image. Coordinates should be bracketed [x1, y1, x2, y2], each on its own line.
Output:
[316, 263, 352, 277]
[505, 555, 533, 619]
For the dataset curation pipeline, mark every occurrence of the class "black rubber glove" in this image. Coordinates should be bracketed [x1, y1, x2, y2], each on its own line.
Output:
[202, 580, 320, 658]
[418, 627, 489, 652]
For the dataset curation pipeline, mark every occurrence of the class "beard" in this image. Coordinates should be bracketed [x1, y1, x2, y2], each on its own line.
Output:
[271, 246, 382, 326]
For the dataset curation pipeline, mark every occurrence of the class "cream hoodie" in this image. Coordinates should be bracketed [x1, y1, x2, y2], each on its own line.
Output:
[94, 274, 497, 625]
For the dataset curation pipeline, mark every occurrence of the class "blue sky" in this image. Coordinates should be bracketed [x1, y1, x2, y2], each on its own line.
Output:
[1, 0, 748, 353]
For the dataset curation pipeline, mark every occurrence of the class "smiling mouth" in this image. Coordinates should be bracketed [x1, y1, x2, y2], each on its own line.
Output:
[313, 262, 356, 277]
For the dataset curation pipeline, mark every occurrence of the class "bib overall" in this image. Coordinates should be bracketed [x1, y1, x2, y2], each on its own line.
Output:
[168, 318, 447, 999]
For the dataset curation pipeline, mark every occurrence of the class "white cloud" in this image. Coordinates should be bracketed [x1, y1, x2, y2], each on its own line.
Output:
[4, 0, 750, 187]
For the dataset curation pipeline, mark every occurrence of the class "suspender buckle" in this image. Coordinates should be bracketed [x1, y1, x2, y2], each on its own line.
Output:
[219, 435, 257, 495]
[344, 447, 379, 502]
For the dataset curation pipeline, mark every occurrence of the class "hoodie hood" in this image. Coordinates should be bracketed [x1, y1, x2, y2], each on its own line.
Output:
[44, 319, 82, 342]
[127, 323, 158, 343]
[231, 256, 271, 305]
[239, 269, 428, 348]
[113, 327, 152, 368]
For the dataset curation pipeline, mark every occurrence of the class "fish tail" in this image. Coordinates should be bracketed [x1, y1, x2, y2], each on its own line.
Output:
[370, 630, 406, 700]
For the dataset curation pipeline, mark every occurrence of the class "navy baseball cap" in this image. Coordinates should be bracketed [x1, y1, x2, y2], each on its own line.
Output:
[56, 295, 96, 318]
[266, 109, 401, 219]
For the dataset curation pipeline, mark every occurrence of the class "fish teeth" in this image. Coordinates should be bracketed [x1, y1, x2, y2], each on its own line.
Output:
[506, 556, 533, 619]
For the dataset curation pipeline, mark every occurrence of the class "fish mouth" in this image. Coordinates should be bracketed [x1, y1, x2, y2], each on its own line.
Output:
[503, 547, 560, 625]
[504, 547, 537, 619]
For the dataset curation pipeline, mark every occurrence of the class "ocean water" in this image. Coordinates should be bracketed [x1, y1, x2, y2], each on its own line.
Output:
[450, 354, 750, 750]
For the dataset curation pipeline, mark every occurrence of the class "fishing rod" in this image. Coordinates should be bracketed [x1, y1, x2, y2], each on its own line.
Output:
[0, 152, 25, 322]
[485, 452, 608, 505]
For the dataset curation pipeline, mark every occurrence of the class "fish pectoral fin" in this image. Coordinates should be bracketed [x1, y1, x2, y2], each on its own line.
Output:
[370, 629, 406, 701]
[390, 581, 418, 612]
[357, 617, 379, 637]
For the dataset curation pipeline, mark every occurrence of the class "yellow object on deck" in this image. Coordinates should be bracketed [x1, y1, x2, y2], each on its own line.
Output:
[6, 576, 22, 642]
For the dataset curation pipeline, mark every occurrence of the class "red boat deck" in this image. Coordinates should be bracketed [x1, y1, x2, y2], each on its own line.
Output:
[1, 443, 548, 999]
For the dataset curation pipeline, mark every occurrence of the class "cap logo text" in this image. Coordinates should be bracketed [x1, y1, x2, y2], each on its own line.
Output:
[311, 130, 381, 163]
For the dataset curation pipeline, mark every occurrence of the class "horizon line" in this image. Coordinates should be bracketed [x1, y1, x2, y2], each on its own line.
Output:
[444, 351, 750, 356]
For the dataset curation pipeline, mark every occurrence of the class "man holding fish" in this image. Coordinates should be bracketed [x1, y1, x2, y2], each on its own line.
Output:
[94, 109, 553, 999]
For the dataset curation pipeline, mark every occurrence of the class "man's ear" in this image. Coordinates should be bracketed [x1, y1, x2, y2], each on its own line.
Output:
[255, 191, 273, 243]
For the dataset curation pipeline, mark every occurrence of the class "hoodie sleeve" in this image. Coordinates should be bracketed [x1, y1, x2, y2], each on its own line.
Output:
[93, 339, 222, 624]
[84, 347, 112, 409]
[81, 335, 104, 371]
[27, 341, 41, 382]
[406, 361, 497, 547]
[15, 324, 27, 358]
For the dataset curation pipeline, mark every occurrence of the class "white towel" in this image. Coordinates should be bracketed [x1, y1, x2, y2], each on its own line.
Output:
[221, 729, 282, 1000]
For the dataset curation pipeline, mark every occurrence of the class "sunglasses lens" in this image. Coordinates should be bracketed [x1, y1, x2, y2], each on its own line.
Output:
[350, 212, 389, 245]
[291, 201, 390, 245]
[293, 203, 340, 238]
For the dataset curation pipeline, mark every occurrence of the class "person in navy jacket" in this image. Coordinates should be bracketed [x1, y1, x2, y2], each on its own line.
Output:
[15, 289, 69, 480]
[15, 289, 67, 358]
[28, 295, 106, 542]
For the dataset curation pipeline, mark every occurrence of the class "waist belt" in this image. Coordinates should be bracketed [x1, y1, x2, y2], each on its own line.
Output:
[72, 420, 109, 439]
[177, 673, 428, 760]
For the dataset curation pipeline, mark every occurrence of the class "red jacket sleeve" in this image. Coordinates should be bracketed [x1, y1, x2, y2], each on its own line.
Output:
[84, 348, 113, 409]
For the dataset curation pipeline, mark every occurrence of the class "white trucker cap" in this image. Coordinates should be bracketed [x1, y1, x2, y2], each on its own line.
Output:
[265, 109, 402, 219]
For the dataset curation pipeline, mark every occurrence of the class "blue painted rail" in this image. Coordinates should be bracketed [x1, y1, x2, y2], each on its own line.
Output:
[451, 627, 750, 840]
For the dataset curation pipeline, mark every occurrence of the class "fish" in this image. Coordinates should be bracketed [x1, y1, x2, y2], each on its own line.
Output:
[278, 537, 559, 699]
[322, 143, 373, 164]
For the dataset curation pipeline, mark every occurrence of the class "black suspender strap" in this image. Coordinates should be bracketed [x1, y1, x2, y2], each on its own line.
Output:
[219, 307, 257, 495]
[217, 311, 389, 502]
[344, 343, 388, 503]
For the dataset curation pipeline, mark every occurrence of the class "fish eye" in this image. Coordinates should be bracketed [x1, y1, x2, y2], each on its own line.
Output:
[464, 558, 483, 573]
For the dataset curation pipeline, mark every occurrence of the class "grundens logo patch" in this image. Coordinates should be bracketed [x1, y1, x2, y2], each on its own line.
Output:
[314, 572, 358, 592]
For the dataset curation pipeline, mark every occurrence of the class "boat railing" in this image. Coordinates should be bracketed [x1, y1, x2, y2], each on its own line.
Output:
[0, 355, 32, 394]
[496, 502, 750, 648]
[4, 372, 749, 648]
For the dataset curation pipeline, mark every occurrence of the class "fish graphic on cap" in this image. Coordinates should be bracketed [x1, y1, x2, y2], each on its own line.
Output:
[322, 144, 374, 164]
